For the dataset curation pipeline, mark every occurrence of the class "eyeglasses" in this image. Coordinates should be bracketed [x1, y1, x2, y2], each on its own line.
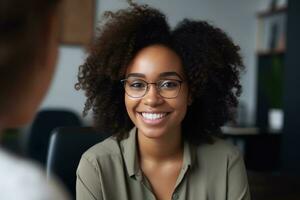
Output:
[120, 78, 184, 99]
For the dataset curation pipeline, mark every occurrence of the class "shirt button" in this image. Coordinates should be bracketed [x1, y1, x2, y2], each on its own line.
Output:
[172, 193, 179, 200]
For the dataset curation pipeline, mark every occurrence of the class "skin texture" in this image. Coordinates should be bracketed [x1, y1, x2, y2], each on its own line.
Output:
[125, 45, 189, 142]
[0, 7, 61, 129]
[125, 44, 189, 200]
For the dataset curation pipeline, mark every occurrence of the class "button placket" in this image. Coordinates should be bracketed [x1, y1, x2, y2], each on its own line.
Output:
[137, 172, 156, 200]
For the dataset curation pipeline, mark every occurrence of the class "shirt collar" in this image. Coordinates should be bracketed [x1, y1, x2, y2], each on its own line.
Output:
[182, 140, 193, 168]
[121, 127, 139, 177]
[121, 127, 196, 177]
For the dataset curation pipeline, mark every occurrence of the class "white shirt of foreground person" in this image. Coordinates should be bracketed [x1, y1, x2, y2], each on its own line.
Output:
[0, 149, 70, 200]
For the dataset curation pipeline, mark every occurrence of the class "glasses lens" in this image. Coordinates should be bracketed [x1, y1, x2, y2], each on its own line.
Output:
[158, 80, 181, 98]
[124, 79, 147, 98]
[121, 79, 182, 98]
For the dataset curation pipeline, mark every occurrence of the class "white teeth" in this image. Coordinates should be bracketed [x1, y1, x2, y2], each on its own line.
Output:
[141, 112, 167, 120]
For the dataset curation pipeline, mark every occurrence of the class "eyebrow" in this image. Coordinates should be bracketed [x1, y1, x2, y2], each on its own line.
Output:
[159, 72, 183, 79]
[126, 72, 183, 79]
[126, 73, 145, 78]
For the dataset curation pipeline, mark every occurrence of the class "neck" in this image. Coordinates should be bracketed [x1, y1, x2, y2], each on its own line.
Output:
[137, 129, 183, 163]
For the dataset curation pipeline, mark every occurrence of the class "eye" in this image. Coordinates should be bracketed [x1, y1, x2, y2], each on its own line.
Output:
[159, 80, 180, 89]
[128, 80, 147, 90]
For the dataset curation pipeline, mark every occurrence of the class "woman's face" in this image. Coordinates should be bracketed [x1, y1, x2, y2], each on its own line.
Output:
[124, 45, 190, 140]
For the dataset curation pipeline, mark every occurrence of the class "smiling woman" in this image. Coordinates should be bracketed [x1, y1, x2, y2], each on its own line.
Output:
[75, 2, 250, 200]
[123, 45, 189, 142]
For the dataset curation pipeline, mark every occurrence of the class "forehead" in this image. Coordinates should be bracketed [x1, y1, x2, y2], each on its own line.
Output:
[125, 45, 184, 79]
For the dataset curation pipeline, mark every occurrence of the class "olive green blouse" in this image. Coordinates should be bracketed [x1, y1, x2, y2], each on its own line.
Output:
[76, 127, 250, 200]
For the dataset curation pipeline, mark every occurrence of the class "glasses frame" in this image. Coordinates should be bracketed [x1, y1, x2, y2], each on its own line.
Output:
[120, 78, 184, 99]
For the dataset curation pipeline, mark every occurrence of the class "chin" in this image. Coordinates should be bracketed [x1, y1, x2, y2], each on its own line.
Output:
[137, 125, 171, 140]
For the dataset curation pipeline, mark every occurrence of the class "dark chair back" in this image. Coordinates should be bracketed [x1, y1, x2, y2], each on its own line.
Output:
[46, 127, 109, 199]
[25, 109, 82, 166]
[248, 171, 300, 200]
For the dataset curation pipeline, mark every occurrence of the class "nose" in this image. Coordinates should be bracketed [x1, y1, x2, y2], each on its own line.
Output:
[143, 84, 164, 107]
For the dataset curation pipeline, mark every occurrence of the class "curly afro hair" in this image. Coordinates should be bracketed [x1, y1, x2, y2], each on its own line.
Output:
[75, 2, 244, 144]
[172, 20, 243, 143]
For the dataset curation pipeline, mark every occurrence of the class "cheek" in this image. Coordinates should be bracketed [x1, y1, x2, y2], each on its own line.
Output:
[175, 101, 188, 122]
[124, 95, 130, 114]
[124, 95, 137, 121]
[175, 88, 189, 121]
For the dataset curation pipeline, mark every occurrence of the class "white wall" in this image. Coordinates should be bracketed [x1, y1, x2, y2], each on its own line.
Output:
[40, 0, 274, 126]
[39, 46, 91, 124]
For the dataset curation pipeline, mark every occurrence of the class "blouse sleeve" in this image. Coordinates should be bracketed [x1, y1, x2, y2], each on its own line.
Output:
[227, 149, 251, 200]
[76, 156, 103, 200]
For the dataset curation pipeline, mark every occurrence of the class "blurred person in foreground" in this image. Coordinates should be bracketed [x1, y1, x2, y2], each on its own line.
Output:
[0, 0, 69, 199]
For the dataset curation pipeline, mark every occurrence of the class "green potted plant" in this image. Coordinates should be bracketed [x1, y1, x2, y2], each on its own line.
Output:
[261, 55, 284, 131]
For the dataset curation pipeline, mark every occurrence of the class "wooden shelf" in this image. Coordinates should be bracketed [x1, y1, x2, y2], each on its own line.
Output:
[257, 6, 287, 18]
[256, 6, 287, 56]
[222, 126, 259, 136]
[256, 49, 286, 56]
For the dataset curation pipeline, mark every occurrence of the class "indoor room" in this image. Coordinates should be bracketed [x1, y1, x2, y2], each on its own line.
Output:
[1, 0, 299, 199]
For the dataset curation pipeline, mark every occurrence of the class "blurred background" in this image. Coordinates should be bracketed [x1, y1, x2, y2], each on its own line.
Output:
[1, 0, 299, 199]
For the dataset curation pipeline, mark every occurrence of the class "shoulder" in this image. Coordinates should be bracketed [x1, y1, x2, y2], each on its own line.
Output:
[194, 137, 242, 166]
[190, 139, 249, 199]
[198, 137, 240, 155]
[80, 136, 122, 167]
[0, 149, 69, 200]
